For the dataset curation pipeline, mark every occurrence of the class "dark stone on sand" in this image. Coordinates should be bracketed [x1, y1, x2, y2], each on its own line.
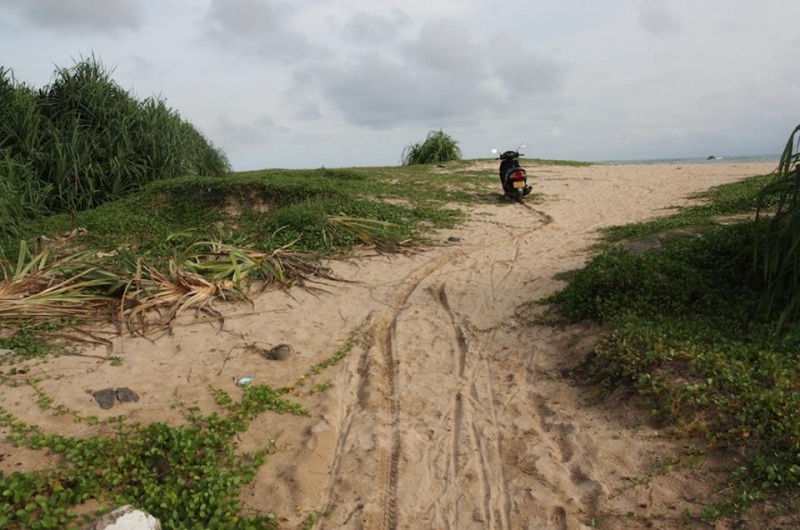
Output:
[93, 388, 117, 409]
[447, 236, 461, 242]
[116, 387, 140, 403]
[264, 343, 294, 360]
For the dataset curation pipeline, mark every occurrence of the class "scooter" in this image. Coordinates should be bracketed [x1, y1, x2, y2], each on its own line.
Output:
[491, 145, 532, 202]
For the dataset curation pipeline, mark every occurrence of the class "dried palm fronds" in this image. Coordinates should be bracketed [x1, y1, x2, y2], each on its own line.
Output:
[0, 239, 335, 336]
[1, 213, 407, 337]
[325, 216, 410, 251]
[121, 263, 248, 336]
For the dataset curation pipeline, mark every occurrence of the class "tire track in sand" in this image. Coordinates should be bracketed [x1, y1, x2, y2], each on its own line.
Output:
[321, 204, 549, 529]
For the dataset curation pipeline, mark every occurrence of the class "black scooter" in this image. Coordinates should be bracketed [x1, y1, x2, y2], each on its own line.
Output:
[491, 144, 532, 202]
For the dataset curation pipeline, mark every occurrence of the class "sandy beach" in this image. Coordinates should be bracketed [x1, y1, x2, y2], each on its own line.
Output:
[0, 161, 778, 529]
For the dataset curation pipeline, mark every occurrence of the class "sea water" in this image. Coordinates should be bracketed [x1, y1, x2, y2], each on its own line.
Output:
[601, 154, 781, 165]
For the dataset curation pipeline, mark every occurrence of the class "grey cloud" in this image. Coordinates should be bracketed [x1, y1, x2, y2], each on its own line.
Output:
[488, 36, 566, 97]
[405, 19, 485, 77]
[204, 0, 313, 62]
[215, 114, 289, 146]
[290, 19, 566, 129]
[639, 0, 681, 35]
[0, 0, 145, 33]
[300, 55, 495, 128]
[126, 56, 157, 82]
[342, 9, 410, 43]
[283, 90, 322, 120]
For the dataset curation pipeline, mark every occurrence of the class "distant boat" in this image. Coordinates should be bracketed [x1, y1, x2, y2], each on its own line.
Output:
[707, 155, 723, 160]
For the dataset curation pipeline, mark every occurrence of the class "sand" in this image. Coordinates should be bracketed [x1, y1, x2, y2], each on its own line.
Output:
[0, 162, 780, 529]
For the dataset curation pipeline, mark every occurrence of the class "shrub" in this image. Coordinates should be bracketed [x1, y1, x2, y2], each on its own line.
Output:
[0, 56, 230, 235]
[401, 129, 462, 165]
[755, 123, 800, 328]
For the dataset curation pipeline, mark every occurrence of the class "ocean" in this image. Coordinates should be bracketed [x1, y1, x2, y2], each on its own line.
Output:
[601, 154, 781, 165]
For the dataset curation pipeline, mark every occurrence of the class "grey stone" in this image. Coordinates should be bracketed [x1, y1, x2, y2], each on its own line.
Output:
[93, 388, 117, 410]
[447, 236, 461, 242]
[263, 343, 294, 360]
[116, 387, 140, 403]
[86, 505, 161, 530]
[0, 349, 14, 357]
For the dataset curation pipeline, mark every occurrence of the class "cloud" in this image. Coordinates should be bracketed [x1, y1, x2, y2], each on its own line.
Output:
[282, 90, 323, 120]
[487, 35, 566, 98]
[0, 0, 145, 33]
[341, 9, 410, 43]
[291, 18, 566, 129]
[214, 114, 289, 151]
[126, 55, 158, 82]
[306, 55, 496, 128]
[203, 0, 314, 62]
[404, 18, 485, 77]
[639, 0, 681, 35]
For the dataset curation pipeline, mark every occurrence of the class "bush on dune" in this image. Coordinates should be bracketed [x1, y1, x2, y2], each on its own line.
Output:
[0, 57, 229, 240]
[401, 129, 462, 165]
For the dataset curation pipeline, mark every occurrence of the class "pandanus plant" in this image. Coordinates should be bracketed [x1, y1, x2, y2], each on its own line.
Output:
[755, 124, 800, 329]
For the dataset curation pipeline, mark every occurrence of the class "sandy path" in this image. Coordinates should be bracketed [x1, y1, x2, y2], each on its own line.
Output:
[0, 162, 776, 528]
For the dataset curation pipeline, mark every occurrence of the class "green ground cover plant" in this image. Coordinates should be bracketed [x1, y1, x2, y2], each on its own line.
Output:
[546, 129, 800, 521]
[0, 310, 366, 528]
[0, 382, 303, 529]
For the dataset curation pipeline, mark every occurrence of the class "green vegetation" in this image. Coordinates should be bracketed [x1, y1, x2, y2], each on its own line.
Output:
[0, 55, 594, 526]
[401, 129, 462, 165]
[0, 57, 228, 240]
[3, 166, 475, 260]
[546, 126, 800, 521]
[0, 322, 367, 529]
[0, 382, 302, 529]
[755, 124, 800, 328]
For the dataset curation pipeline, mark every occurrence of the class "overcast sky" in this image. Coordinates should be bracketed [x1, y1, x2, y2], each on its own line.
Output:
[2, 0, 799, 170]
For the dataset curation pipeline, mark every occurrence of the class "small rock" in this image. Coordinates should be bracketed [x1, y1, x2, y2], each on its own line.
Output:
[447, 236, 461, 242]
[86, 505, 161, 530]
[93, 388, 117, 410]
[0, 349, 14, 357]
[116, 387, 140, 403]
[263, 343, 294, 360]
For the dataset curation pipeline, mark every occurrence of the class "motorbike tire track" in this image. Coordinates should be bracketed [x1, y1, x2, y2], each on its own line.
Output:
[438, 283, 512, 530]
[518, 201, 555, 225]
[321, 204, 552, 528]
[340, 250, 470, 530]
[320, 325, 374, 526]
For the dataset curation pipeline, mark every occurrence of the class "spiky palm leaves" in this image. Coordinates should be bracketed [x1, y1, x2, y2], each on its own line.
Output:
[0, 215, 406, 337]
[756, 124, 800, 328]
[0, 57, 230, 239]
[0, 240, 319, 336]
[401, 130, 463, 165]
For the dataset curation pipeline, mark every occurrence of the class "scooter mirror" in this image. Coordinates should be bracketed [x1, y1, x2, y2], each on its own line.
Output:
[491, 148, 499, 155]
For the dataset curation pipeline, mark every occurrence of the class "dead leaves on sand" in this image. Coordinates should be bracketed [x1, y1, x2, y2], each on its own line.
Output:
[0, 239, 332, 336]
[1, 214, 409, 337]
